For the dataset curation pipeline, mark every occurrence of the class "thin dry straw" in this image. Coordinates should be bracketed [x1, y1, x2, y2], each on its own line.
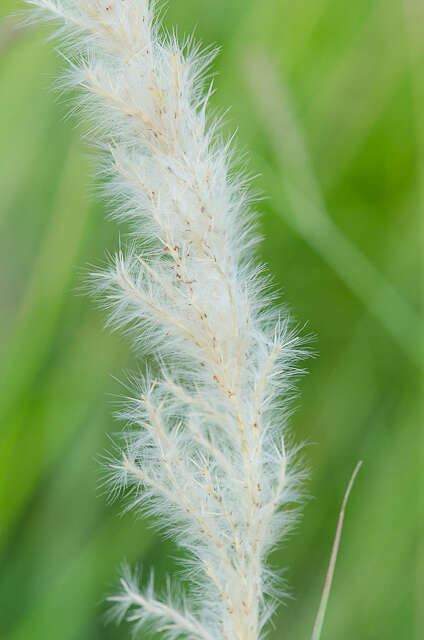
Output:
[311, 461, 363, 640]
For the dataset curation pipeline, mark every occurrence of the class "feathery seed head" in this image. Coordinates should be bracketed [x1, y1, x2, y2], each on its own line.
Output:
[23, 1, 307, 638]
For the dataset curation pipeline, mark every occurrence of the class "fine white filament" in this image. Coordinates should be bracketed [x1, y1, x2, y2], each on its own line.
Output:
[24, 1, 306, 638]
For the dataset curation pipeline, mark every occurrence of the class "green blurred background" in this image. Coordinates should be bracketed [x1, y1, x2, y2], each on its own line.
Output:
[0, 0, 422, 638]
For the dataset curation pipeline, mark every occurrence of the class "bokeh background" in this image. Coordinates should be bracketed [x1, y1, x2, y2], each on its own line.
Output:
[0, 0, 422, 638]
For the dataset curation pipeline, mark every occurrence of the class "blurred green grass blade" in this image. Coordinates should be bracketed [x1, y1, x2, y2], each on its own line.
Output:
[0, 318, 123, 551]
[0, 386, 155, 639]
[311, 0, 405, 189]
[400, 2, 424, 636]
[4, 442, 154, 640]
[275, 178, 421, 367]
[0, 141, 93, 546]
[243, 50, 421, 368]
[311, 462, 362, 640]
[0, 140, 91, 421]
[237, 0, 403, 191]
[6, 524, 147, 640]
[0, 28, 59, 226]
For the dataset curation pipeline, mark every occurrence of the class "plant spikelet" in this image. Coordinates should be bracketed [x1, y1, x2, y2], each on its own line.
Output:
[23, 1, 307, 638]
